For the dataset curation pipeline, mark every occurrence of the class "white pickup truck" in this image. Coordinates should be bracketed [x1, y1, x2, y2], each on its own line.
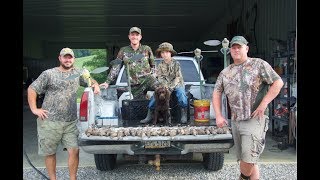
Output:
[77, 56, 233, 171]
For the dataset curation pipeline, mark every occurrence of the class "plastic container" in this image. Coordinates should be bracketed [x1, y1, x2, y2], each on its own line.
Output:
[194, 99, 210, 123]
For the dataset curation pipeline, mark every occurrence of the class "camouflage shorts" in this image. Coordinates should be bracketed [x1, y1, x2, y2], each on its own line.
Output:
[231, 115, 269, 163]
[37, 119, 79, 156]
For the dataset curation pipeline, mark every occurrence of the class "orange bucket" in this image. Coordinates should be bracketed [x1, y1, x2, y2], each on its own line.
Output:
[194, 100, 210, 123]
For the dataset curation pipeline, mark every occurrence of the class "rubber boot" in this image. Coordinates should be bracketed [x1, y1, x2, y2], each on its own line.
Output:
[180, 107, 188, 123]
[140, 109, 153, 123]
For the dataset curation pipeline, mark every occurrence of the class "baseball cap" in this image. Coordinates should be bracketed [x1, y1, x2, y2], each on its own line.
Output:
[60, 47, 74, 57]
[230, 36, 248, 46]
[129, 27, 142, 35]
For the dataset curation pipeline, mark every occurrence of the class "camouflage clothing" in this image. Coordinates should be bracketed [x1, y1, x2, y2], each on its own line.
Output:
[214, 58, 280, 121]
[30, 67, 87, 122]
[105, 44, 159, 98]
[105, 44, 155, 85]
[157, 58, 184, 90]
[131, 75, 159, 99]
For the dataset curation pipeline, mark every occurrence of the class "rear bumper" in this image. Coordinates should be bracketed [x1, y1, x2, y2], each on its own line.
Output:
[78, 133, 234, 155]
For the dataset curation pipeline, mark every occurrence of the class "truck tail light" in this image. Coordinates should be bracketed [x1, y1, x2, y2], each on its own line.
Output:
[79, 91, 89, 122]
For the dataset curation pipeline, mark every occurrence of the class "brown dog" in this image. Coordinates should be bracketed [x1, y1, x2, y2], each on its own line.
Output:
[153, 86, 171, 125]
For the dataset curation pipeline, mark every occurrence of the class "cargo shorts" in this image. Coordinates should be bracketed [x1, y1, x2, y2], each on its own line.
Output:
[37, 119, 79, 156]
[231, 115, 269, 163]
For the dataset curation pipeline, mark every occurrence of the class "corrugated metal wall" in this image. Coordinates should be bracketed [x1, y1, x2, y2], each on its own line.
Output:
[243, 0, 296, 62]
[198, 0, 296, 63]
[23, 57, 58, 80]
[23, 0, 296, 79]
[23, 36, 45, 59]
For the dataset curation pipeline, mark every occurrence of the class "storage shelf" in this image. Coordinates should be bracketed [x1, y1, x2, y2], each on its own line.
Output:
[288, 50, 295, 56]
[280, 74, 294, 78]
[275, 97, 289, 101]
[271, 116, 289, 124]
[275, 96, 296, 101]
[271, 51, 295, 58]
[271, 31, 296, 140]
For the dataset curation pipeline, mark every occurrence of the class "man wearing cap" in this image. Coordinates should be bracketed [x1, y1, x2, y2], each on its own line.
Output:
[27, 47, 100, 180]
[100, 26, 159, 99]
[212, 36, 283, 180]
[140, 42, 188, 124]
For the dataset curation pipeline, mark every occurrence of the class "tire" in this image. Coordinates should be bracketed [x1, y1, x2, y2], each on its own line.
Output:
[94, 154, 117, 171]
[202, 152, 224, 171]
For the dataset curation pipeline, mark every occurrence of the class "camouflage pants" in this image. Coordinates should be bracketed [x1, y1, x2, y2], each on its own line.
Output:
[131, 75, 160, 99]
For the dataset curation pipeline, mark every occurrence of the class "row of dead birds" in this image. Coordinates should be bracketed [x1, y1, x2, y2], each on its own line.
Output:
[85, 125, 231, 139]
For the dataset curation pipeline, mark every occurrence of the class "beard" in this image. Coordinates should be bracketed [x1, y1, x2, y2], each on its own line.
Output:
[61, 63, 74, 70]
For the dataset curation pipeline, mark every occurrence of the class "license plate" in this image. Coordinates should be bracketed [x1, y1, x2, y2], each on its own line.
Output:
[144, 141, 171, 149]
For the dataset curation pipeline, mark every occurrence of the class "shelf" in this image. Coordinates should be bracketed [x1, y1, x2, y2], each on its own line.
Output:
[280, 74, 294, 78]
[271, 51, 295, 58]
[271, 52, 287, 58]
[275, 96, 296, 101]
[271, 116, 289, 124]
[272, 56, 286, 59]
[288, 50, 295, 56]
[271, 31, 296, 138]
[275, 97, 289, 101]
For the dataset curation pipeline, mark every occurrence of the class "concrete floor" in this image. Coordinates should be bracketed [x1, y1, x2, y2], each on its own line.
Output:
[23, 106, 296, 169]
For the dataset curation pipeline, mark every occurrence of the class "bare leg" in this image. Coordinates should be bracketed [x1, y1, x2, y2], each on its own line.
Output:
[240, 160, 254, 177]
[45, 154, 57, 180]
[68, 148, 79, 180]
[250, 164, 260, 180]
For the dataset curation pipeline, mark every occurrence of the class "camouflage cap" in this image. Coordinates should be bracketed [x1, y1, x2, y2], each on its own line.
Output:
[60, 47, 74, 57]
[155, 42, 177, 58]
[129, 27, 142, 35]
[230, 36, 248, 46]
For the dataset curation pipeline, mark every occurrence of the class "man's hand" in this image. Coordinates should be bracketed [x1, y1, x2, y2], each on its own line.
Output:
[215, 115, 228, 128]
[251, 103, 268, 120]
[92, 84, 101, 94]
[99, 82, 109, 89]
[31, 108, 49, 120]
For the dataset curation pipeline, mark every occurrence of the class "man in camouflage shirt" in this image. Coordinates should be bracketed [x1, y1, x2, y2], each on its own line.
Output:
[212, 36, 283, 180]
[27, 47, 100, 180]
[100, 26, 159, 99]
[140, 42, 188, 124]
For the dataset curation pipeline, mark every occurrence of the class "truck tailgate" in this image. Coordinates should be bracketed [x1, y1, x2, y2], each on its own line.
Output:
[79, 133, 232, 141]
[78, 126, 233, 155]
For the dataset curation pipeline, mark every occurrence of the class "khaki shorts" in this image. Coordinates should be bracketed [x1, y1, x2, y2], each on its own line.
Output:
[231, 115, 269, 163]
[37, 119, 79, 156]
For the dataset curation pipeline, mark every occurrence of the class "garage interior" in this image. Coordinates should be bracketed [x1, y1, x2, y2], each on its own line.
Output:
[23, 0, 296, 147]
